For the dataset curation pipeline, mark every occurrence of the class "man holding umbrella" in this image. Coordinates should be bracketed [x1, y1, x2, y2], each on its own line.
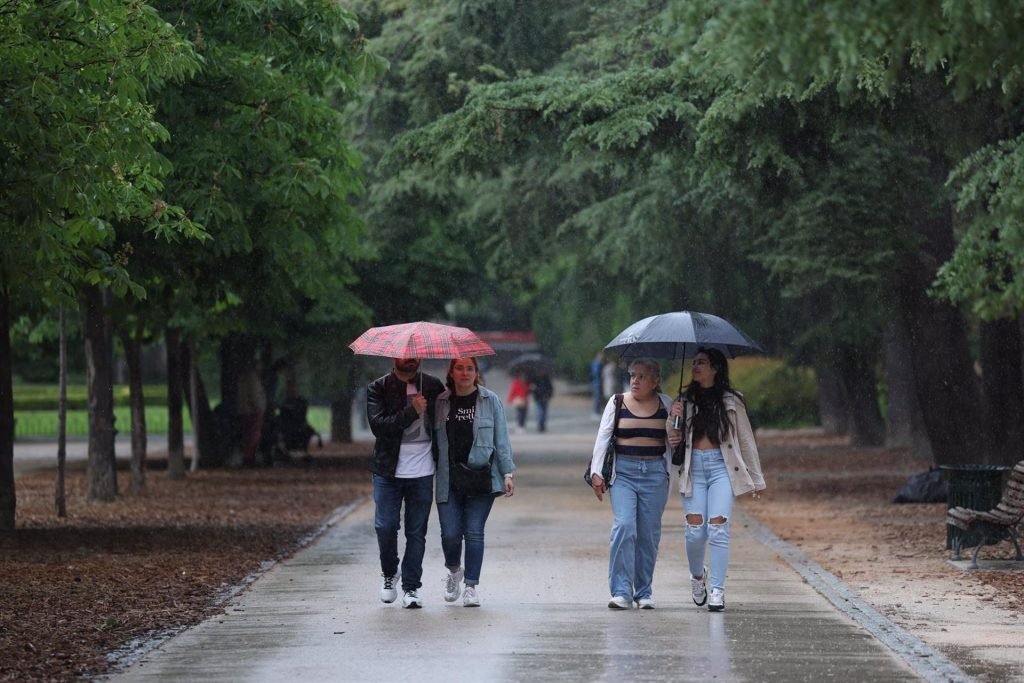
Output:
[351, 321, 496, 609]
[367, 358, 445, 608]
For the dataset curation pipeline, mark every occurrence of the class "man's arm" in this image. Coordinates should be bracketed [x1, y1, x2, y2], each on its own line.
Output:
[367, 378, 417, 437]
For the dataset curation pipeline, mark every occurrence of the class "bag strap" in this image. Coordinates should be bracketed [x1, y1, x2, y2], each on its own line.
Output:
[611, 393, 624, 439]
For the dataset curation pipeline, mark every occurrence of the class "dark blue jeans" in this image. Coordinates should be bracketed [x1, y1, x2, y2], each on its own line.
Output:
[535, 399, 549, 432]
[436, 490, 495, 585]
[373, 474, 434, 592]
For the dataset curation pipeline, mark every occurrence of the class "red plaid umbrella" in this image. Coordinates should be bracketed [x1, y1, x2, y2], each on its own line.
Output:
[348, 321, 496, 359]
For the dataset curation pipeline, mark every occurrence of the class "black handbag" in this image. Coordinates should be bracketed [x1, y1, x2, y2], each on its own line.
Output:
[584, 394, 623, 487]
[451, 460, 493, 497]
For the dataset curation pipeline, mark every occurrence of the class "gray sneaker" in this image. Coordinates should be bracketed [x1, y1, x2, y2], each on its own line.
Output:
[691, 566, 708, 607]
[380, 574, 397, 603]
[463, 585, 480, 607]
[444, 568, 464, 603]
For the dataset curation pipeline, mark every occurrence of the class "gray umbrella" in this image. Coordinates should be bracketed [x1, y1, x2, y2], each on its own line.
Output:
[605, 311, 764, 394]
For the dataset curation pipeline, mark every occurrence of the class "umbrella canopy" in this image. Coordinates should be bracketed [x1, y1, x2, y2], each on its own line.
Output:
[348, 321, 496, 359]
[508, 352, 553, 379]
[604, 311, 764, 361]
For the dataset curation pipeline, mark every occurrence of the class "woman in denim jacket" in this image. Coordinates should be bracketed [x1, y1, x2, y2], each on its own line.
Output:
[434, 357, 516, 607]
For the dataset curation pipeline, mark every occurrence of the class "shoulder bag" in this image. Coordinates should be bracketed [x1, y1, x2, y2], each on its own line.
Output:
[584, 394, 623, 487]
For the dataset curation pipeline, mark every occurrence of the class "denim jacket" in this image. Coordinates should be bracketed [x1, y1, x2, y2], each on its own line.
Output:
[433, 385, 516, 503]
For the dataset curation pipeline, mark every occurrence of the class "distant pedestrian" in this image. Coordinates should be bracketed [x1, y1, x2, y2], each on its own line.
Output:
[506, 373, 530, 433]
[367, 357, 445, 608]
[434, 357, 516, 607]
[589, 352, 605, 417]
[532, 371, 554, 433]
[668, 348, 765, 612]
[589, 358, 673, 609]
[602, 359, 622, 401]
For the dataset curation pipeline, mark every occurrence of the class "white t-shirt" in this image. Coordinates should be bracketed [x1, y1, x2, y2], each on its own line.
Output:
[395, 382, 434, 478]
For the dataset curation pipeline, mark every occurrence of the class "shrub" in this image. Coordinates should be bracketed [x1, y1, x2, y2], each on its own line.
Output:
[665, 357, 818, 429]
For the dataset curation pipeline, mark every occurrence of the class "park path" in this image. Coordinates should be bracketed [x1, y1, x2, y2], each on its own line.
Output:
[102, 395, 970, 682]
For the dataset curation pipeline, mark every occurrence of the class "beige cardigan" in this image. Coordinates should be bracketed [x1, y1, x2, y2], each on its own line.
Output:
[669, 391, 765, 497]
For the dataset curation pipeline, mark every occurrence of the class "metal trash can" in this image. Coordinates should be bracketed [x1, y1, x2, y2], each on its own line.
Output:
[940, 464, 1009, 551]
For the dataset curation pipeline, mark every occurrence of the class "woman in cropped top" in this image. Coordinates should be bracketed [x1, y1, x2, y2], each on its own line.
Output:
[589, 358, 673, 609]
[667, 347, 765, 613]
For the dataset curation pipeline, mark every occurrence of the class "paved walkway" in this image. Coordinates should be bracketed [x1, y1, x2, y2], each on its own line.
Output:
[100, 399, 970, 683]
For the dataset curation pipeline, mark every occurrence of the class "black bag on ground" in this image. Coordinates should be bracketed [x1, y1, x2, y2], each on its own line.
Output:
[893, 468, 948, 503]
[584, 394, 623, 487]
[451, 461, 493, 497]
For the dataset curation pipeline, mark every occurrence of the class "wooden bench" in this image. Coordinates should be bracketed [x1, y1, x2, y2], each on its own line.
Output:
[946, 461, 1024, 568]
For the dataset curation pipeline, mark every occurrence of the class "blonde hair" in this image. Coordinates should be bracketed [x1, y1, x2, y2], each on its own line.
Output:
[628, 358, 662, 393]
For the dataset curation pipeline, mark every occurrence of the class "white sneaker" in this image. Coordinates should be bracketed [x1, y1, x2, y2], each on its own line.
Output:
[607, 595, 633, 609]
[444, 568, 464, 603]
[708, 588, 725, 612]
[463, 585, 480, 607]
[691, 566, 708, 607]
[380, 574, 397, 603]
[402, 590, 423, 608]
[636, 597, 655, 609]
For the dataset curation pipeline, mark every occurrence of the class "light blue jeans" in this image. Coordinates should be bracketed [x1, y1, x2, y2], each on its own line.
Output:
[683, 448, 733, 592]
[608, 455, 670, 601]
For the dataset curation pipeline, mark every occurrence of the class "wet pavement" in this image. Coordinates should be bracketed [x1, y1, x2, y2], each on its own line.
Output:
[97, 396, 971, 683]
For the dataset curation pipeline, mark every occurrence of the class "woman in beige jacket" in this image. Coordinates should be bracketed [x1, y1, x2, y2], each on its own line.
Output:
[668, 348, 765, 612]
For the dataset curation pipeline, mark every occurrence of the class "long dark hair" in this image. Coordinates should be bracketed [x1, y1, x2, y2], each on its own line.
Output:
[683, 347, 737, 443]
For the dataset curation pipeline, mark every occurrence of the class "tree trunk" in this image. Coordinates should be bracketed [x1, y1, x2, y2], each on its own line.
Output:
[81, 285, 118, 502]
[122, 320, 147, 492]
[895, 161, 983, 467]
[883, 318, 933, 460]
[188, 338, 201, 472]
[813, 360, 849, 435]
[165, 327, 186, 480]
[56, 306, 67, 517]
[219, 335, 245, 464]
[836, 344, 885, 447]
[979, 318, 1024, 467]
[0, 286, 16, 531]
[331, 360, 357, 443]
[182, 341, 220, 467]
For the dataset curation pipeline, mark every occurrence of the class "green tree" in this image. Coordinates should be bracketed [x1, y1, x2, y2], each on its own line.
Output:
[1, 1, 201, 527]
[143, 0, 379, 458]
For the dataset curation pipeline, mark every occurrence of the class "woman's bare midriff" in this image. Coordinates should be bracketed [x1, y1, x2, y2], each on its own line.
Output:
[693, 436, 717, 449]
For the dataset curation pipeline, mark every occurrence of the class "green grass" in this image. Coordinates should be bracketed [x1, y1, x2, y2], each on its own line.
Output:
[14, 406, 334, 439]
[13, 384, 173, 411]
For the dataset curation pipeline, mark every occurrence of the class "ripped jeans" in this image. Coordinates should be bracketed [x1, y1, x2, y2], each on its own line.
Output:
[683, 448, 733, 592]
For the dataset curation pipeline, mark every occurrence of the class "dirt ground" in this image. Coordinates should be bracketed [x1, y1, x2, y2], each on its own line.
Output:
[2, 432, 1023, 681]
[748, 430, 1024, 682]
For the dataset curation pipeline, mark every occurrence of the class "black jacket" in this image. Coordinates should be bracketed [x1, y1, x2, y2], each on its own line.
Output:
[367, 371, 445, 477]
